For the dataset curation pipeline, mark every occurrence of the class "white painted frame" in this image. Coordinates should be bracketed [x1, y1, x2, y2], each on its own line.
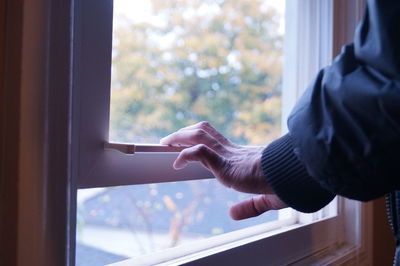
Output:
[71, 0, 370, 265]
[73, 0, 212, 189]
[110, 198, 370, 266]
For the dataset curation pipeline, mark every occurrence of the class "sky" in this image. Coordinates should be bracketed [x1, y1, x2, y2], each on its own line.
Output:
[113, 0, 285, 30]
[114, 0, 285, 14]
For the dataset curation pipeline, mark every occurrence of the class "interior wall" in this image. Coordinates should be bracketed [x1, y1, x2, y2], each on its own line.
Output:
[372, 197, 396, 266]
[0, 0, 23, 265]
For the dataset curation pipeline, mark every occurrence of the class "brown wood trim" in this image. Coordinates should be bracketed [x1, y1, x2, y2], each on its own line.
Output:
[16, 0, 74, 264]
[1, 0, 73, 265]
[372, 197, 395, 266]
[45, 0, 74, 263]
[332, 0, 366, 57]
[0, 0, 23, 265]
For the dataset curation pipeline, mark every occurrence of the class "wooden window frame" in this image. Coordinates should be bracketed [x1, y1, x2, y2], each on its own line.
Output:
[8, 0, 372, 265]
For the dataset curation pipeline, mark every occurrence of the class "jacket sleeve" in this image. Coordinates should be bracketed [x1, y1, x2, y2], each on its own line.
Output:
[261, 0, 400, 213]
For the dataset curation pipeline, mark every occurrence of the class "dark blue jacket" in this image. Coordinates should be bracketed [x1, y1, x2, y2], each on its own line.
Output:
[261, 0, 400, 262]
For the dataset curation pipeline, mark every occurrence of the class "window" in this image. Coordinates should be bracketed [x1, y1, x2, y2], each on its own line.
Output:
[76, 1, 293, 263]
[71, 0, 370, 265]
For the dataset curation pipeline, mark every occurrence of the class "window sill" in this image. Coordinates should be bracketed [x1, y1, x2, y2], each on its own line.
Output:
[108, 216, 343, 266]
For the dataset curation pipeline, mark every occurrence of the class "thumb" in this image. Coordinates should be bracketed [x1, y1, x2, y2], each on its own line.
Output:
[229, 194, 287, 220]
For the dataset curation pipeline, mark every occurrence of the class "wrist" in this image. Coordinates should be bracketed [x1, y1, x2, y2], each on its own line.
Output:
[250, 146, 273, 194]
[261, 134, 335, 212]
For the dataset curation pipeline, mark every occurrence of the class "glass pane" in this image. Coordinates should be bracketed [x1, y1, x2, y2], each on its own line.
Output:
[76, 180, 279, 266]
[76, 0, 286, 265]
[109, 0, 284, 145]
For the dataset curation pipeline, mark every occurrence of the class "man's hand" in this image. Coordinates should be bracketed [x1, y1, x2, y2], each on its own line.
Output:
[160, 121, 287, 220]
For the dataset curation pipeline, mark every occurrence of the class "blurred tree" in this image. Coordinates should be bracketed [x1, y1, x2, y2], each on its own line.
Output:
[110, 0, 283, 145]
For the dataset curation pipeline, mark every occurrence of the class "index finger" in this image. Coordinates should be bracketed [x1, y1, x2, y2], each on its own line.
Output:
[160, 128, 227, 154]
[177, 121, 237, 148]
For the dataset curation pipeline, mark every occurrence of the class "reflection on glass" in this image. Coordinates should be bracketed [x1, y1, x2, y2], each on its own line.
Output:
[76, 180, 278, 265]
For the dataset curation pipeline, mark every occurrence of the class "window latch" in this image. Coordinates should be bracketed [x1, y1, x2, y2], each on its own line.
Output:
[104, 142, 190, 154]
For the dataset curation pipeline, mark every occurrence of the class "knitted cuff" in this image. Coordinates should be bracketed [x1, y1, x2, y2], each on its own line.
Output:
[261, 133, 335, 213]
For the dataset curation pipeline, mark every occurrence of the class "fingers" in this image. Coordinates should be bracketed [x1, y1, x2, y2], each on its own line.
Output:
[229, 195, 287, 220]
[173, 144, 224, 171]
[161, 128, 226, 153]
[162, 121, 235, 148]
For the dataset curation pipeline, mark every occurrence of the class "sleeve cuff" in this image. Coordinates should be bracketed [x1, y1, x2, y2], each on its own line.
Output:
[261, 133, 335, 213]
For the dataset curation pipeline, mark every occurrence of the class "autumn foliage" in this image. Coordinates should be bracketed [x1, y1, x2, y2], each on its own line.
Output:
[110, 0, 283, 145]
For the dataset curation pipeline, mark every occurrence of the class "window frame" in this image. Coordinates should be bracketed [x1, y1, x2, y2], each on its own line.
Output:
[73, 0, 214, 190]
[9, 0, 372, 265]
[70, 0, 370, 265]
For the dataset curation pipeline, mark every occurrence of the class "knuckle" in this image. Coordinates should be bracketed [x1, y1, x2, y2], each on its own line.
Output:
[194, 129, 207, 141]
[180, 148, 190, 156]
[199, 121, 210, 129]
[261, 196, 271, 209]
[180, 146, 195, 157]
[195, 144, 208, 154]
[177, 151, 187, 161]
[213, 141, 223, 150]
